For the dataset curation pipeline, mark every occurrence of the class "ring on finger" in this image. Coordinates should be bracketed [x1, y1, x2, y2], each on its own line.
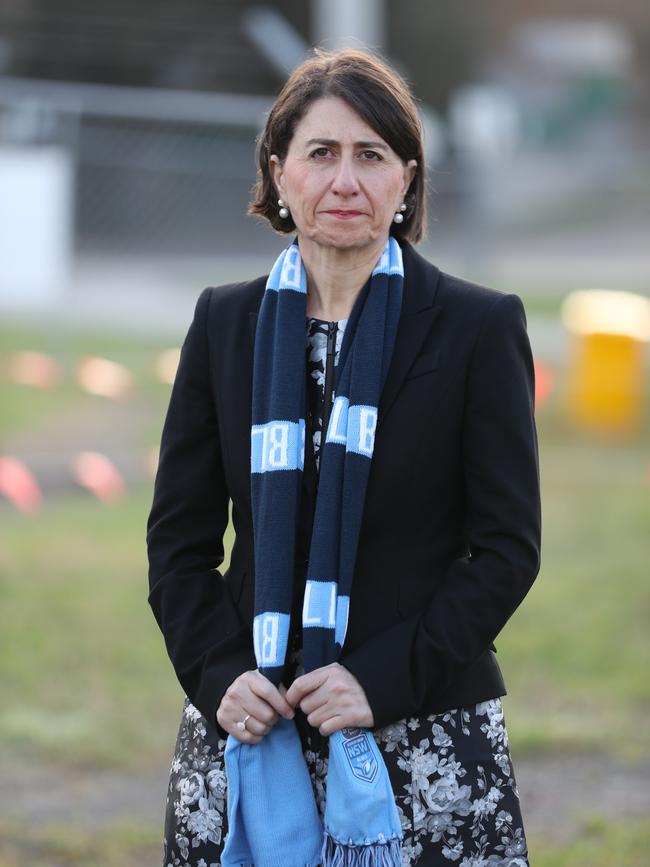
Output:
[237, 713, 252, 732]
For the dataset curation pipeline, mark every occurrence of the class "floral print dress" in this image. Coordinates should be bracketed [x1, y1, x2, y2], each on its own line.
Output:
[305, 314, 348, 473]
[160, 316, 530, 867]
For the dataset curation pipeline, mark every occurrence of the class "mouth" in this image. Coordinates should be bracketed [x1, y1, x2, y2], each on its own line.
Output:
[325, 210, 364, 219]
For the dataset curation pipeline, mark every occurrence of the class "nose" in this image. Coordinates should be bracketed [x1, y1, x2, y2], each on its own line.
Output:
[331, 155, 360, 197]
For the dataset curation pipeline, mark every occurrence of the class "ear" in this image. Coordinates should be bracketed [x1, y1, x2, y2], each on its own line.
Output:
[269, 154, 285, 199]
[401, 159, 417, 197]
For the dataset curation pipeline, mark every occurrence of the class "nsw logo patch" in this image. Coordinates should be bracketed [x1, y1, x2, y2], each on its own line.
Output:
[341, 728, 378, 783]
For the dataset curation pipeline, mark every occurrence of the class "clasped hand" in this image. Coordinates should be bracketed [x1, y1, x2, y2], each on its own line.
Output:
[216, 662, 374, 744]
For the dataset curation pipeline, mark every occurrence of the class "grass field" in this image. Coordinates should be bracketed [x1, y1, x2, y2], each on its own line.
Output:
[1, 317, 649, 865]
[1, 817, 649, 867]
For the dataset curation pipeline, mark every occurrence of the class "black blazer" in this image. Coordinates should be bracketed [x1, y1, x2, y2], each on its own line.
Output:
[146, 240, 541, 735]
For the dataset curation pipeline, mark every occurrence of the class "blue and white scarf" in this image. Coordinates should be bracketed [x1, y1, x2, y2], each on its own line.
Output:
[222, 237, 404, 867]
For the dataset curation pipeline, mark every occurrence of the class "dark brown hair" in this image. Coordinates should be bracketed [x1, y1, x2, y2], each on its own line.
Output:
[248, 47, 427, 243]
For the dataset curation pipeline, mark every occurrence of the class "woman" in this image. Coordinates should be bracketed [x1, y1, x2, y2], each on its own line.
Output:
[147, 48, 541, 867]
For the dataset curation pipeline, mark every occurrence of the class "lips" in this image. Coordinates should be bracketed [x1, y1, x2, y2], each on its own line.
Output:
[325, 210, 364, 219]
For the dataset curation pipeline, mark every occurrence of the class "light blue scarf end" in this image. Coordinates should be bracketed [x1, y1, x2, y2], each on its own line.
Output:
[321, 833, 402, 867]
[221, 721, 402, 867]
[321, 728, 403, 867]
[221, 717, 323, 867]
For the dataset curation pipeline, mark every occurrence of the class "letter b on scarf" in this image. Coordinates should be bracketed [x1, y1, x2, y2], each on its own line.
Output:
[252, 420, 305, 473]
[254, 612, 290, 667]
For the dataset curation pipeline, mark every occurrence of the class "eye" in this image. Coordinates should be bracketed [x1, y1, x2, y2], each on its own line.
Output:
[309, 147, 331, 159]
[360, 150, 382, 161]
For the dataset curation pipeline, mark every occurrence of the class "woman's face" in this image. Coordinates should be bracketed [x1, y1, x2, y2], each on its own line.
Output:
[270, 96, 417, 253]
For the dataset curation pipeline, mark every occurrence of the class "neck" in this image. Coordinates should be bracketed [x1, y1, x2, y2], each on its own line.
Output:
[299, 236, 389, 321]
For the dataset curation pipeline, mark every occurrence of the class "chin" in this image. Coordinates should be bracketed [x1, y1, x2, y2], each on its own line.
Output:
[308, 225, 380, 252]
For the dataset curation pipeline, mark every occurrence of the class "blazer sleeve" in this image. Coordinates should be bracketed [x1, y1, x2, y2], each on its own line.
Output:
[146, 287, 256, 736]
[340, 292, 542, 728]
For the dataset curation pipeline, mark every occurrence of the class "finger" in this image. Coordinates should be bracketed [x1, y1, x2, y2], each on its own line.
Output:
[318, 715, 344, 737]
[230, 726, 262, 745]
[312, 701, 374, 733]
[306, 708, 328, 729]
[221, 687, 278, 727]
[299, 686, 329, 716]
[306, 700, 339, 729]
[286, 669, 329, 706]
[299, 666, 353, 715]
[304, 687, 365, 729]
[248, 671, 295, 720]
[243, 716, 272, 737]
[242, 695, 280, 727]
[228, 676, 282, 725]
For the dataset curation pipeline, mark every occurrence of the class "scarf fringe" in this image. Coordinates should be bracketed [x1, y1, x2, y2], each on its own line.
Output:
[321, 832, 402, 867]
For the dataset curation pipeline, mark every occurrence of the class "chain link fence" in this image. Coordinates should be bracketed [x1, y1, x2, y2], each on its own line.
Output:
[0, 77, 285, 259]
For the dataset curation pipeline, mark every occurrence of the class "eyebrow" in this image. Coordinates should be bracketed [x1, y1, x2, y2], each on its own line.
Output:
[304, 138, 389, 150]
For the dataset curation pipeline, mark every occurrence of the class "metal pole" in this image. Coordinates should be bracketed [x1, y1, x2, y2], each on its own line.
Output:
[312, 0, 386, 51]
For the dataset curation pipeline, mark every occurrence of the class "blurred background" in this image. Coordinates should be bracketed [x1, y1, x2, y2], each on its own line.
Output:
[1, 1, 649, 865]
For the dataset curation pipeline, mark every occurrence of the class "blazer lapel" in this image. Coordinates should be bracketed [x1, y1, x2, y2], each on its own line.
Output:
[377, 241, 443, 422]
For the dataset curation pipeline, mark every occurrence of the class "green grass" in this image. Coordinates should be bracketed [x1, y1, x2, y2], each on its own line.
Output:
[0, 816, 648, 867]
[0, 489, 192, 768]
[496, 373, 650, 759]
[0, 322, 173, 438]
[529, 817, 650, 867]
[0, 818, 161, 867]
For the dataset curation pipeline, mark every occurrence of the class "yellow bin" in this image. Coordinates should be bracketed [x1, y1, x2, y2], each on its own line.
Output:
[561, 289, 650, 437]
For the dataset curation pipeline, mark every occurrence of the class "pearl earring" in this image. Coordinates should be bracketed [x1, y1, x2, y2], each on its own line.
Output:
[278, 198, 290, 219]
[393, 203, 407, 224]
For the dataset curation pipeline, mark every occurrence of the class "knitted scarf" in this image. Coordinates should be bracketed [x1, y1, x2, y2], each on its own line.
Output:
[221, 237, 404, 867]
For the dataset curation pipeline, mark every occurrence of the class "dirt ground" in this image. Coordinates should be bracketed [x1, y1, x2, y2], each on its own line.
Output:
[1, 751, 649, 845]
